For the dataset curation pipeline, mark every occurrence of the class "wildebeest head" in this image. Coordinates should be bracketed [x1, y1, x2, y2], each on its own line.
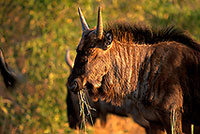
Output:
[66, 50, 130, 129]
[67, 7, 116, 102]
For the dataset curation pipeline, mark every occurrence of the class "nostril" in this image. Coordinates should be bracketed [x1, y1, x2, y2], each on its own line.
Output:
[72, 80, 78, 89]
[68, 79, 78, 92]
[68, 78, 84, 93]
[74, 78, 83, 90]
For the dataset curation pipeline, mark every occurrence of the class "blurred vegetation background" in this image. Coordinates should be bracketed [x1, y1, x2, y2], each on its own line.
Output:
[0, 0, 200, 133]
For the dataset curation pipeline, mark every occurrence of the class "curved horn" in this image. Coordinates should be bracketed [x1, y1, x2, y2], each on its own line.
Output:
[0, 48, 17, 88]
[96, 7, 103, 39]
[65, 49, 73, 71]
[78, 7, 89, 31]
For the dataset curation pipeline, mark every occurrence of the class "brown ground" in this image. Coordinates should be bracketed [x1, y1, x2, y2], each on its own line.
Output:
[73, 114, 146, 134]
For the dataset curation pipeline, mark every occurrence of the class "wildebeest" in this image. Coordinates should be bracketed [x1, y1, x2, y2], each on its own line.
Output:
[66, 49, 150, 131]
[67, 7, 200, 134]
[66, 50, 200, 134]
[66, 51, 200, 134]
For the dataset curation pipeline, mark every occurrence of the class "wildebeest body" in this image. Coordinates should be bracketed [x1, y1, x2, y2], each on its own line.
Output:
[67, 8, 200, 133]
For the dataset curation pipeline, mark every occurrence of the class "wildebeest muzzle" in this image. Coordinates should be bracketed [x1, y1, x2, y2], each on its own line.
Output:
[67, 77, 86, 93]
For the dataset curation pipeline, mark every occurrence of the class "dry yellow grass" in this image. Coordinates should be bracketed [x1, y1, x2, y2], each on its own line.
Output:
[93, 115, 145, 134]
[73, 114, 146, 134]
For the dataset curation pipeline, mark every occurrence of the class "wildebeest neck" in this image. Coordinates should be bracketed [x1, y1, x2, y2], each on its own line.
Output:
[99, 41, 156, 105]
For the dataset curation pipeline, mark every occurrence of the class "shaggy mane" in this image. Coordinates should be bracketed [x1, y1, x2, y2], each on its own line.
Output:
[104, 22, 200, 51]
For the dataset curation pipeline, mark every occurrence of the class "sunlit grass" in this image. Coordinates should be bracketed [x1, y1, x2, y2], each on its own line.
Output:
[191, 124, 194, 134]
[171, 109, 194, 134]
[78, 89, 96, 134]
[171, 109, 176, 134]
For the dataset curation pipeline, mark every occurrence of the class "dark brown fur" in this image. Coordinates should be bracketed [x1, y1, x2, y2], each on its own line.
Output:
[104, 23, 200, 50]
[68, 20, 200, 134]
[66, 89, 130, 129]
[65, 50, 150, 131]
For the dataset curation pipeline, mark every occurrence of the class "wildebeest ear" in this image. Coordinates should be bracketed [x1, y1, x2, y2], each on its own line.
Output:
[103, 30, 113, 50]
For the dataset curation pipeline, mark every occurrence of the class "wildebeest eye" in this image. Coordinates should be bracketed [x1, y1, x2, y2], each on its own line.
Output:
[80, 55, 88, 63]
[103, 31, 113, 50]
